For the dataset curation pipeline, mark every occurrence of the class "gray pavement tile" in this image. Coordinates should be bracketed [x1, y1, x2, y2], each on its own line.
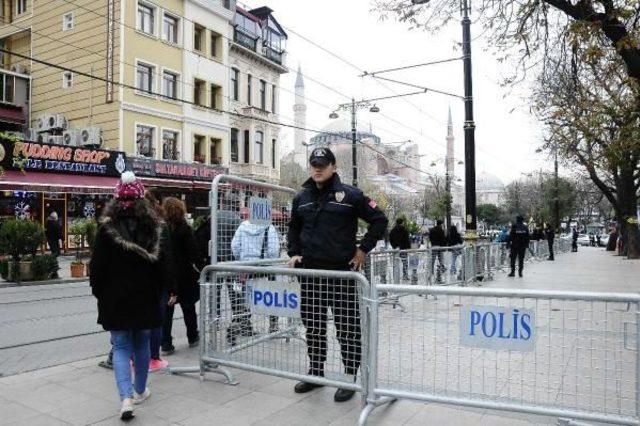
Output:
[0, 363, 76, 385]
[479, 412, 554, 425]
[281, 388, 362, 423]
[256, 402, 332, 426]
[8, 414, 71, 425]
[254, 377, 317, 402]
[48, 397, 116, 426]
[404, 403, 486, 425]
[90, 410, 176, 426]
[3, 381, 92, 414]
[330, 399, 424, 426]
[0, 398, 45, 423]
[142, 394, 229, 423]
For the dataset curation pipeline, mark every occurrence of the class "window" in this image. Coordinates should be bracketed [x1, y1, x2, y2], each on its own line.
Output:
[210, 138, 221, 164]
[223, 0, 234, 10]
[162, 13, 178, 44]
[254, 131, 263, 164]
[193, 135, 205, 163]
[0, 74, 16, 103]
[136, 62, 154, 94]
[62, 71, 73, 89]
[137, 2, 154, 35]
[62, 12, 74, 31]
[243, 130, 250, 163]
[231, 128, 239, 162]
[136, 125, 154, 158]
[162, 71, 178, 99]
[193, 78, 206, 106]
[210, 83, 221, 110]
[210, 31, 222, 59]
[259, 80, 266, 110]
[193, 24, 205, 52]
[16, 0, 27, 15]
[271, 84, 277, 113]
[231, 68, 239, 101]
[247, 74, 252, 105]
[271, 139, 276, 169]
[162, 130, 179, 160]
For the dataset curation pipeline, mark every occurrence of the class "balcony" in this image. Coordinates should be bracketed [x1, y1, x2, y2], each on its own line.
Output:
[263, 46, 284, 65]
[229, 163, 279, 182]
[234, 28, 257, 51]
[241, 105, 270, 119]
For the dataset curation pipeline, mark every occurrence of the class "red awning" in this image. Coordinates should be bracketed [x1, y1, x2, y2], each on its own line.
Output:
[0, 170, 118, 194]
[0, 105, 25, 124]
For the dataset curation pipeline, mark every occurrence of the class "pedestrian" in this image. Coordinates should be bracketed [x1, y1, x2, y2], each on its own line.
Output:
[45, 211, 62, 257]
[571, 227, 579, 252]
[596, 233, 602, 247]
[161, 197, 200, 352]
[89, 171, 172, 420]
[287, 147, 387, 402]
[508, 215, 530, 277]
[230, 213, 280, 337]
[428, 219, 447, 282]
[145, 190, 177, 368]
[545, 223, 555, 261]
[389, 217, 411, 280]
[447, 224, 463, 276]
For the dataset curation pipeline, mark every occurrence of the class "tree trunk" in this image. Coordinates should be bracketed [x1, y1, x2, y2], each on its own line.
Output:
[616, 168, 640, 259]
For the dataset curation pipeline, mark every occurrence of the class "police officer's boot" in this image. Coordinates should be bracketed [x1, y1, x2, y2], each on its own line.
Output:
[508, 271, 515, 277]
[294, 366, 325, 393]
[334, 375, 357, 402]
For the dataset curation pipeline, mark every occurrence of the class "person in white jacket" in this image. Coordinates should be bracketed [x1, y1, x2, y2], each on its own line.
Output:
[230, 220, 280, 338]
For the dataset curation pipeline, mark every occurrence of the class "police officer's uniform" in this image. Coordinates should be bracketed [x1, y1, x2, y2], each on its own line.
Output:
[508, 216, 530, 277]
[287, 148, 387, 400]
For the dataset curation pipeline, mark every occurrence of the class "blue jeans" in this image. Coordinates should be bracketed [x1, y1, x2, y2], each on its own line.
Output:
[110, 330, 151, 400]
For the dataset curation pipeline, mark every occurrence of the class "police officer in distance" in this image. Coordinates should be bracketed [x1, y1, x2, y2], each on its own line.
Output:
[288, 147, 388, 402]
[508, 215, 530, 277]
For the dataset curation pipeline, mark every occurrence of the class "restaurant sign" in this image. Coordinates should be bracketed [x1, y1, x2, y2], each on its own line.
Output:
[0, 139, 126, 177]
[126, 157, 227, 181]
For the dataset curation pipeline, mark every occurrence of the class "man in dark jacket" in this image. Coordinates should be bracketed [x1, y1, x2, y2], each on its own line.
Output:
[389, 217, 411, 280]
[508, 215, 530, 277]
[45, 211, 62, 257]
[545, 223, 555, 261]
[288, 147, 387, 402]
[428, 220, 447, 282]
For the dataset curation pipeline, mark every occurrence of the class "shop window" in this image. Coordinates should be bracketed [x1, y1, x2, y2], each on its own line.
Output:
[193, 134, 205, 163]
[136, 62, 154, 94]
[62, 12, 74, 31]
[162, 70, 178, 99]
[231, 128, 239, 162]
[210, 137, 221, 164]
[162, 13, 178, 44]
[254, 131, 263, 164]
[210, 83, 222, 110]
[193, 78, 206, 106]
[271, 139, 276, 169]
[136, 124, 155, 158]
[243, 130, 250, 163]
[259, 79, 266, 110]
[137, 2, 155, 35]
[193, 23, 205, 52]
[162, 130, 179, 161]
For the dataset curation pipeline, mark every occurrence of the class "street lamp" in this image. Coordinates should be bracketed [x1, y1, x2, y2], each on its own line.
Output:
[536, 144, 560, 232]
[413, 0, 477, 238]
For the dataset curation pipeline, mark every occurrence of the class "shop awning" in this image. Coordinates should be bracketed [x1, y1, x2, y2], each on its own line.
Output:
[0, 170, 118, 194]
[140, 177, 213, 190]
[0, 105, 25, 124]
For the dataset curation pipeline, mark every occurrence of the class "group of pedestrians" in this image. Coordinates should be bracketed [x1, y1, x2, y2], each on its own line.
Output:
[89, 172, 201, 420]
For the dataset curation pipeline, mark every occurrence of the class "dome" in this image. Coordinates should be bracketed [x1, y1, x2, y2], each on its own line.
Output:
[310, 118, 381, 145]
[476, 171, 505, 191]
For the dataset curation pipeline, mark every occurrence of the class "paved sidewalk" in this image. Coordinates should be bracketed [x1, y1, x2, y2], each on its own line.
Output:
[0, 255, 88, 288]
[0, 247, 637, 426]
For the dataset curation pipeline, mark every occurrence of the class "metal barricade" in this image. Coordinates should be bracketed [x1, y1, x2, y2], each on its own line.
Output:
[199, 263, 371, 400]
[361, 285, 640, 426]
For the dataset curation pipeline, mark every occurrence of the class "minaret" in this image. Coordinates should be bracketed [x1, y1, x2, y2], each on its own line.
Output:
[446, 106, 454, 177]
[293, 66, 307, 167]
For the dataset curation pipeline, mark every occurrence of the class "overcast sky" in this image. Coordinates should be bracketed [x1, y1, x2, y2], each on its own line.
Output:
[240, 0, 556, 184]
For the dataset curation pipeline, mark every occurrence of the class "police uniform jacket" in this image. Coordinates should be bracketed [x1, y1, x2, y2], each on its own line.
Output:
[509, 222, 530, 250]
[287, 173, 388, 268]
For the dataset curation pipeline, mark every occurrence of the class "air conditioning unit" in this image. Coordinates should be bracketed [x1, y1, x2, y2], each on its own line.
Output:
[80, 126, 101, 147]
[25, 129, 37, 142]
[36, 132, 47, 143]
[62, 129, 80, 146]
[36, 113, 68, 132]
[10, 64, 28, 74]
[47, 135, 64, 145]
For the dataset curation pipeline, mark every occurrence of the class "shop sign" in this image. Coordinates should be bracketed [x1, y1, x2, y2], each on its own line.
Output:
[126, 157, 227, 181]
[0, 139, 126, 177]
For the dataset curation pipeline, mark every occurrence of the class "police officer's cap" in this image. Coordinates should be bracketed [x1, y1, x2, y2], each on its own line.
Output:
[309, 147, 336, 166]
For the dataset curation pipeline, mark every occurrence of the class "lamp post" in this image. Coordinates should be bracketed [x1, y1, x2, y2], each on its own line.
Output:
[413, 0, 477, 237]
[536, 143, 560, 232]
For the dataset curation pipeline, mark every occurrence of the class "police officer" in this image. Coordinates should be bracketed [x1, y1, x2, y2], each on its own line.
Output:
[545, 223, 555, 261]
[508, 215, 530, 277]
[287, 147, 388, 402]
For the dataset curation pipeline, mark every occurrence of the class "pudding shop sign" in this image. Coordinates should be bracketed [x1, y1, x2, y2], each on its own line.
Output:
[0, 139, 126, 177]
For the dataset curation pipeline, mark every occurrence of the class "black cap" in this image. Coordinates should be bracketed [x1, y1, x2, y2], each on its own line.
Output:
[309, 147, 336, 166]
[436, 219, 444, 226]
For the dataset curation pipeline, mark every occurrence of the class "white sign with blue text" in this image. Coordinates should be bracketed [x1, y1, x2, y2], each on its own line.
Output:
[248, 196, 272, 226]
[459, 305, 535, 352]
[246, 278, 301, 319]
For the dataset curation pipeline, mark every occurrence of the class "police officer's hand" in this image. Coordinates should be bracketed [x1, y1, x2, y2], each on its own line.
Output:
[168, 294, 178, 306]
[288, 255, 303, 268]
[349, 248, 366, 271]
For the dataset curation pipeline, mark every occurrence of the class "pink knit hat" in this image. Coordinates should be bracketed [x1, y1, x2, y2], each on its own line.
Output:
[115, 171, 145, 204]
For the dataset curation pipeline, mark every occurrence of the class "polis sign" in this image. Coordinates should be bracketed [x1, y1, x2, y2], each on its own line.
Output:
[0, 139, 126, 177]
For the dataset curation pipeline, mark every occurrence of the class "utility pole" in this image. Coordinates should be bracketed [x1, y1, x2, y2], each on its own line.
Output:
[554, 142, 560, 233]
[351, 98, 358, 187]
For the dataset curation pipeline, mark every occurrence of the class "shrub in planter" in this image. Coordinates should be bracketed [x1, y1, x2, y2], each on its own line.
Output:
[0, 219, 45, 282]
[0, 259, 8, 280]
[32, 255, 60, 281]
[69, 219, 87, 277]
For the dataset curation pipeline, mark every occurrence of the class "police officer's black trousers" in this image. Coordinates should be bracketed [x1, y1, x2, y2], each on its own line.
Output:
[300, 275, 361, 376]
[547, 239, 554, 260]
[510, 247, 526, 274]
